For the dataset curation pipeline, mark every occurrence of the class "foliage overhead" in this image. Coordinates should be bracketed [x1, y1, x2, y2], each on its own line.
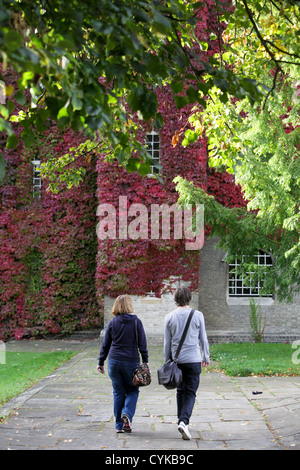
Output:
[0, 0, 280, 184]
[0, 3, 245, 340]
[176, 0, 300, 301]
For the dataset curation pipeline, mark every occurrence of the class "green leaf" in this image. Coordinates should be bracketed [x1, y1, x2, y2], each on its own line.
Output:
[138, 161, 151, 177]
[57, 106, 69, 127]
[170, 81, 184, 94]
[7, 99, 15, 114]
[72, 94, 83, 111]
[6, 134, 18, 149]
[126, 158, 141, 172]
[182, 129, 198, 146]
[153, 112, 164, 129]
[4, 31, 22, 51]
[174, 95, 189, 109]
[153, 11, 171, 35]
[14, 90, 26, 105]
[186, 86, 199, 103]
[128, 86, 157, 120]
[220, 92, 228, 104]
[0, 153, 5, 182]
[18, 71, 35, 89]
[21, 128, 35, 147]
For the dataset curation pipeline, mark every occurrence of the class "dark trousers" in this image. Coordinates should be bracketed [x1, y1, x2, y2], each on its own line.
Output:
[176, 362, 202, 425]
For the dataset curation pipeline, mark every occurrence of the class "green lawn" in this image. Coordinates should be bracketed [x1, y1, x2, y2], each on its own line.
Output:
[0, 350, 76, 410]
[209, 343, 300, 377]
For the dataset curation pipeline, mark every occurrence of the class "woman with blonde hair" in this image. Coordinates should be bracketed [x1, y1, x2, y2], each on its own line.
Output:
[97, 295, 148, 433]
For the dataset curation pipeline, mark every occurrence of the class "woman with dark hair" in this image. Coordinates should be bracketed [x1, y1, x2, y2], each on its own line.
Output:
[164, 287, 210, 440]
[97, 295, 148, 433]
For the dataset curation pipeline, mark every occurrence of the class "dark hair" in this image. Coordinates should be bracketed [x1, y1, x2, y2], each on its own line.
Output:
[174, 287, 192, 306]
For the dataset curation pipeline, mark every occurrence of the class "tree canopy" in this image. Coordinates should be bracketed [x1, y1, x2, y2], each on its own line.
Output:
[176, 0, 300, 302]
[1, 0, 287, 181]
[1, 0, 299, 301]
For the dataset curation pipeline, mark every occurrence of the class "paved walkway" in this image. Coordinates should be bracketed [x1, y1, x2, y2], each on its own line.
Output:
[1, 339, 300, 451]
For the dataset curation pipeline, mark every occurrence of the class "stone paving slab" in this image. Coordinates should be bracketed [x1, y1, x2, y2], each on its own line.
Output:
[1, 339, 300, 452]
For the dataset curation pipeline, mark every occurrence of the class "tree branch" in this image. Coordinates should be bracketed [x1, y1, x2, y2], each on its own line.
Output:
[262, 66, 280, 110]
[264, 39, 300, 60]
[269, 0, 295, 26]
[241, 0, 284, 74]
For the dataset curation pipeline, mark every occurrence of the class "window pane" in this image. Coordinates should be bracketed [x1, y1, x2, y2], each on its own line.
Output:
[146, 131, 160, 174]
[228, 251, 273, 297]
[32, 160, 42, 198]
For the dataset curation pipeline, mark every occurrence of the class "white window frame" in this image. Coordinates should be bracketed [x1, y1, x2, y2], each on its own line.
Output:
[32, 160, 42, 198]
[228, 251, 273, 299]
[146, 129, 160, 174]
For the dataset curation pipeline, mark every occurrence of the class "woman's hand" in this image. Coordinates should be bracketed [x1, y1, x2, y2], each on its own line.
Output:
[97, 365, 105, 374]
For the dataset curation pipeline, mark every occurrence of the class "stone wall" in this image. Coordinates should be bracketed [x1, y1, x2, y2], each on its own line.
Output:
[102, 289, 198, 344]
[199, 238, 300, 343]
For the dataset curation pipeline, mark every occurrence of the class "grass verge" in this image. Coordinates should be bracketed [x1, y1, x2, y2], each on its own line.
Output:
[209, 343, 300, 377]
[0, 350, 76, 410]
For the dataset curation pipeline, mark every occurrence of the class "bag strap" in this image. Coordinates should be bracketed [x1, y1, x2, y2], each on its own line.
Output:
[174, 309, 195, 361]
[135, 319, 138, 344]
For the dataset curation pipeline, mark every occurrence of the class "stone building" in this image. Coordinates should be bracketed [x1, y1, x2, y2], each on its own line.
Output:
[102, 238, 300, 344]
[198, 238, 300, 343]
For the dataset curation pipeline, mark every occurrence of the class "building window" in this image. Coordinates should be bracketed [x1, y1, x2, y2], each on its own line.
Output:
[32, 160, 42, 198]
[146, 130, 160, 174]
[228, 251, 273, 297]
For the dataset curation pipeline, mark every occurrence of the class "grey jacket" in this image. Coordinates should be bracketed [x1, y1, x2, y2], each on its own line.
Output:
[164, 307, 210, 364]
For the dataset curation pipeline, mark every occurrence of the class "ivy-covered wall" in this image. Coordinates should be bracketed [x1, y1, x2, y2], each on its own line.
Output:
[95, 1, 246, 300]
[0, 2, 246, 340]
[95, 82, 246, 300]
[0, 70, 100, 340]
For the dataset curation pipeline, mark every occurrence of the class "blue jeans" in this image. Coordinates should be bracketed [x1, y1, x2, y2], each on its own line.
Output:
[176, 362, 202, 425]
[107, 358, 140, 430]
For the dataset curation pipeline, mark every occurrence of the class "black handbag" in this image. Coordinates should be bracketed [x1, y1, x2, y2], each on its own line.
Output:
[157, 309, 195, 390]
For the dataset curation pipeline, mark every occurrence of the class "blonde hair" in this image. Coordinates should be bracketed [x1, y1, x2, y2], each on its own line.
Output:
[111, 295, 134, 316]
